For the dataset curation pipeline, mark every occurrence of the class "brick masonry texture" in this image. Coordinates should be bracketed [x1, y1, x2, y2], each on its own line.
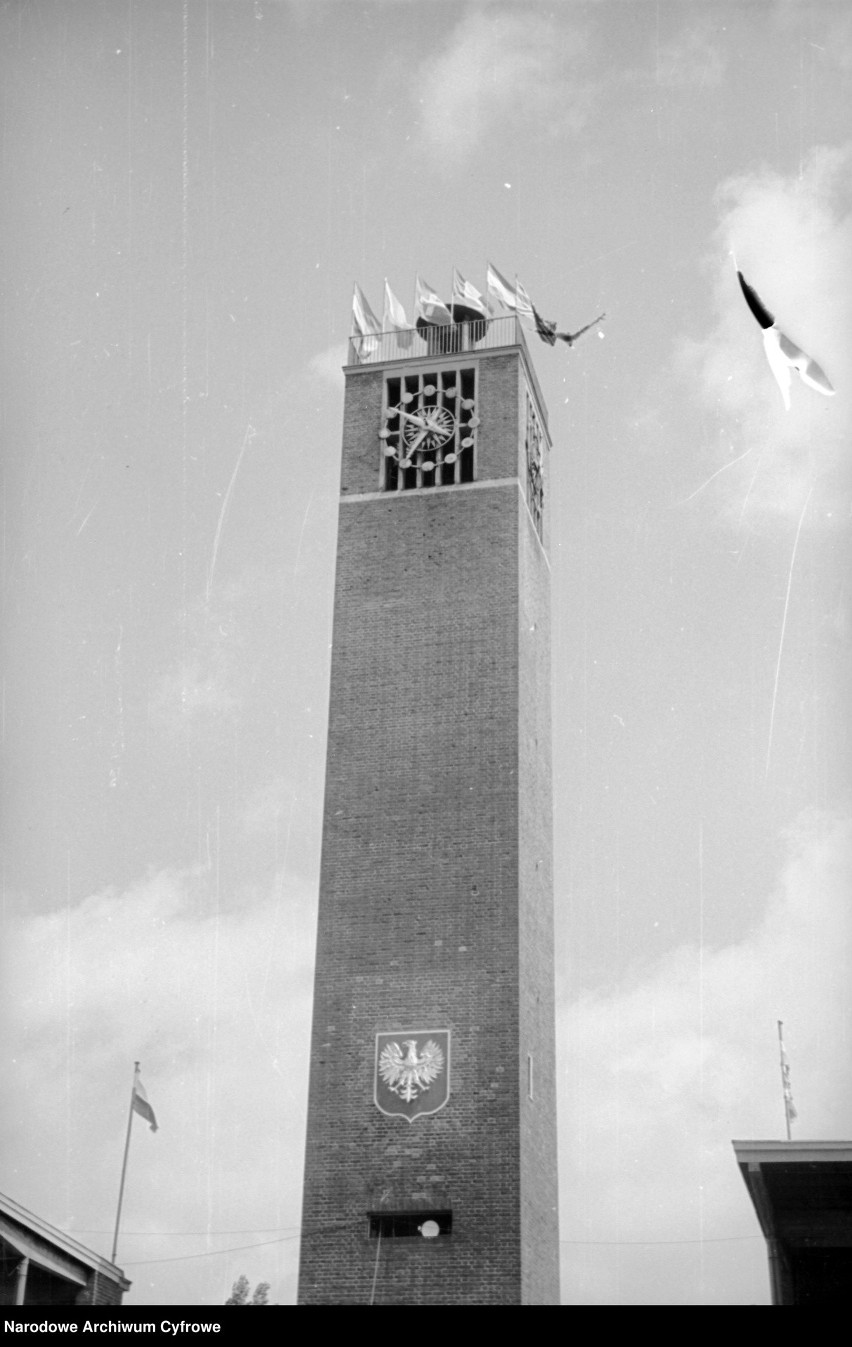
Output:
[298, 343, 559, 1305]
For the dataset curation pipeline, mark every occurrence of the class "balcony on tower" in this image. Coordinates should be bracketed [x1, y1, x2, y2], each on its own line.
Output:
[347, 313, 531, 366]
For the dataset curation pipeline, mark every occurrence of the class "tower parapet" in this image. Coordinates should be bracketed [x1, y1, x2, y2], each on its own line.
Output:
[350, 313, 527, 366]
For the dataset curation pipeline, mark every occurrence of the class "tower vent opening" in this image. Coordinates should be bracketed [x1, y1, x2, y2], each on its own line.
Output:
[367, 1210, 453, 1239]
[382, 368, 477, 492]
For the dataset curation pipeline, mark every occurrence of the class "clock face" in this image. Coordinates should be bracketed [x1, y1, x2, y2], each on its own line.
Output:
[398, 402, 456, 453]
[380, 376, 479, 484]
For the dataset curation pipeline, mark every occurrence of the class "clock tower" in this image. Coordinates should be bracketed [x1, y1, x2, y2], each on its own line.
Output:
[297, 306, 559, 1305]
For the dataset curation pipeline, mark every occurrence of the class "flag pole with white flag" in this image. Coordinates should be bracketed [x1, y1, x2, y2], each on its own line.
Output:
[351, 283, 382, 357]
[383, 280, 412, 348]
[414, 275, 453, 326]
[112, 1062, 158, 1263]
[451, 268, 491, 319]
[486, 262, 534, 326]
[777, 1021, 797, 1141]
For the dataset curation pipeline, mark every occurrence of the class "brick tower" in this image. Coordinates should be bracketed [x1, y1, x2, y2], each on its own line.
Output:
[297, 305, 559, 1305]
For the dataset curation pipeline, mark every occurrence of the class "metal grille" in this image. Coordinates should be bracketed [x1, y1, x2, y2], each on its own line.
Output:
[381, 366, 478, 492]
[349, 314, 528, 366]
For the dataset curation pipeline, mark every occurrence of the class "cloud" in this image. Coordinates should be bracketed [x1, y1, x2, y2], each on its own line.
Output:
[558, 806, 852, 1304]
[0, 864, 316, 1305]
[414, 7, 592, 163]
[676, 144, 852, 524]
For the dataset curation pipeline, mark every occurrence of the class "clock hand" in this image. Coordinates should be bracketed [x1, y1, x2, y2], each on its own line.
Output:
[409, 426, 431, 452]
[397, 408, 428, 429]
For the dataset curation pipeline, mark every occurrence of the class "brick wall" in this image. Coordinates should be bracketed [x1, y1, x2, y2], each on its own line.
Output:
[517, 493, 560, 1304]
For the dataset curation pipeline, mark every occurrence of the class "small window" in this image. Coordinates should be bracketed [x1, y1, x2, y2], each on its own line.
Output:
[368, 1210, 453, 1239]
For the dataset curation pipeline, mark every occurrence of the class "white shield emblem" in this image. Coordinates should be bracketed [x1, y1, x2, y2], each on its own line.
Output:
[374, 1030, 451, 1122]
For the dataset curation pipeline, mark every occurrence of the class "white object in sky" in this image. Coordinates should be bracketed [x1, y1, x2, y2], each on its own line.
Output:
[737, 270, 835, 411]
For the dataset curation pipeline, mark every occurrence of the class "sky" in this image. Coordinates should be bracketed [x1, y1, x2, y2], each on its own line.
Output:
[1, 0, 851, 1308]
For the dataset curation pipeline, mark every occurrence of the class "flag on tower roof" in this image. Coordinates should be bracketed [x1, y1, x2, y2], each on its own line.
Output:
[514, 277, 535, 329]
[383, 280, 409, 330]
[414, 275, 453, 326]
[351, 283, 382, 354]
[383, 280, 413, 347]
[486, 262, 533, 324]
[485, 261, 516, 312]
[451, 268, 491, 320]
[736, 268, 835, 410]
[132, 1071, 158, 1132]
[488, 264, 605, 348]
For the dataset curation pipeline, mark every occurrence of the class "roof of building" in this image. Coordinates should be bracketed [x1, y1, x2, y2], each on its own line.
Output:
[732, 1140, 852, 1248]
[0, 1191, 130, 1291]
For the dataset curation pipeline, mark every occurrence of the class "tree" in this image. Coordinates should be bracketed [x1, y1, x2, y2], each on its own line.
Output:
[225, 1275, 270, 1305]
[225, 1276, 249, 1306]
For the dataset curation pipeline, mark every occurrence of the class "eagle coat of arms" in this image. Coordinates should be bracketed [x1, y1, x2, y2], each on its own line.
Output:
[374, 1030, 450, 1122]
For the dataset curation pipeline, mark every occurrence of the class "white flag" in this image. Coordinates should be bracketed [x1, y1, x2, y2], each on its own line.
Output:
[486, 261, 518, 313]
[414, 275, 453, 325]
[351, 283, 382, 354]
[383, 280, 412, 347]
[452, 268, 491, 318]
[486, 262, 534, 327]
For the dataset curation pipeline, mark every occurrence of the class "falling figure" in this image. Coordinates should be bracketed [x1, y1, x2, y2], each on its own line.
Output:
[534, 307, 606, 347]
[736, 270, 834, 410]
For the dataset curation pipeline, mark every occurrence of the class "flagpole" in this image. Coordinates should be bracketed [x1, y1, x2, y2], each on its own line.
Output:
[112, 1062, 139, 1263]
[777, 1021, 792, 1142]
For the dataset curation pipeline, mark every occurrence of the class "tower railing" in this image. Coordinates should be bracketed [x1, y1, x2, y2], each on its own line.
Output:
[347, 314, 530, 366]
